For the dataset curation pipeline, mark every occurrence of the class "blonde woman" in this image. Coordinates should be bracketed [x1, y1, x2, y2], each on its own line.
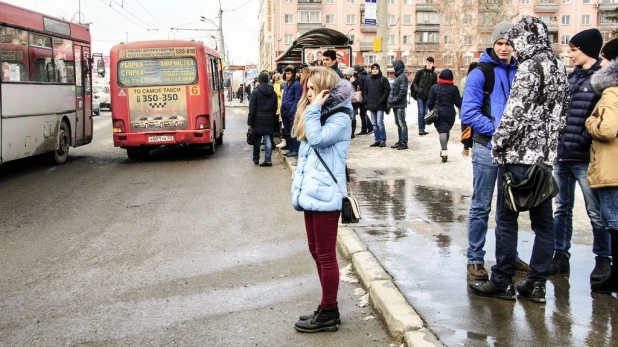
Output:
[273, 72, 284, 141]
[291, 67, 353, 333]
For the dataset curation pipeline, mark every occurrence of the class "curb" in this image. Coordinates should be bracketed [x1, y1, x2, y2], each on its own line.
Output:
[276, 148, 443, 346]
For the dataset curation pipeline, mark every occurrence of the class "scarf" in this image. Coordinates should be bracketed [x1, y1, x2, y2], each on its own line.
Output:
[438, 78, 453, 85]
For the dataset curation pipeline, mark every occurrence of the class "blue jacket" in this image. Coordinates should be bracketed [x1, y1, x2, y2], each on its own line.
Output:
[281, 79, 302, 117]
[291, 80, 353, 212]
[557, 60, 602, 162]
[461, 48, 518, 148]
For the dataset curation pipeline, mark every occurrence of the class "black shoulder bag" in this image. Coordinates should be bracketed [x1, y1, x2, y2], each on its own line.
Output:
[424, 86, 439, 125]
[313, 149, 361, 223]
[502, 59, 559, 212]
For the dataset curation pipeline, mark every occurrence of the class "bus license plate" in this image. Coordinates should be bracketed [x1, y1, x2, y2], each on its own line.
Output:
[148, 135, 174, 143]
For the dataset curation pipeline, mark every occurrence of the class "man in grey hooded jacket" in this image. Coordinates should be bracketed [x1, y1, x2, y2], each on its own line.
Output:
[469, 16, 570, 304]
[388, 60, 409, 149]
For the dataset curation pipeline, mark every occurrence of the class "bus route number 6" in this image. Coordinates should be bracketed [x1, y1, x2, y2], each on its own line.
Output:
[190, 86, 200, 95]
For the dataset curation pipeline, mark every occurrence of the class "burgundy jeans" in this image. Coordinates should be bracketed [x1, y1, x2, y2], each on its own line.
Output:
[304, 210, 340, 310]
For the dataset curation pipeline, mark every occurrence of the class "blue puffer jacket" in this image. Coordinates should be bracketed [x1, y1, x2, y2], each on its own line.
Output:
[291, 79, 353, 212]
[461, 48, 518, 148]
[281, 79, 303, 117]
[557, 60, 602, 162]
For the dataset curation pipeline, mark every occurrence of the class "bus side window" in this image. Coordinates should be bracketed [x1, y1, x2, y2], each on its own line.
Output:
[52, 38, 75, 84]
[0, 25, 29, 82]
[29, 33, 54, 82]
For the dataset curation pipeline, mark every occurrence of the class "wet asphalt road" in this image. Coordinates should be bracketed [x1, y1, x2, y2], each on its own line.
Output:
[0, 110, 392, 346]
[348, 172, 618, 347]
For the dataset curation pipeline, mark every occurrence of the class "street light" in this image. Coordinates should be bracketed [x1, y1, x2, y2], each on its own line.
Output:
[200, 11, 226, 63]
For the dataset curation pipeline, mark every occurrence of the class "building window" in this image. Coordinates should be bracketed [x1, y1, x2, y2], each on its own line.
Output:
[582, 0, 591, 3]
[299, 11, 321, 23]
[347, 0, 354, 3]
[561, 14, 571, 25]
[285, 34, 294, 45]
[388, 14, 396, 25]
[444, 35, 452, 45]
[325, 13, 335, 24]
[582, 14, 591, 24]
[364, 54, 376, 65]
[521, 0, 530, 4]
[539, 15, 552, 24]
[417, 12, 440, 24]
[417, 32, 439, 43]
[463, 14, 473, 25]
[284, 13, 294, 24]
[349, 34, 355, 43]
[445, 56, 452, 65]
[507, 0, 514, 3]
[284, 0, 293, 3]
[388, 35, 395, 44]
[403, 15, 413, 25]
[464, 55, 472, 65]
[388, 55, 395, 64]
[403, 35, 413, 44]
[560, 34, 571, 44]
[388, 0, 395, 4]
[464, 35, 472, 45]
[563, 0, 571, 3]
[482, 34, 492, 45]
[326, 0, 334, 3]
[444, 14, 453, 25]
[346, 14, 356, 25]
[404, 0, 413, 4]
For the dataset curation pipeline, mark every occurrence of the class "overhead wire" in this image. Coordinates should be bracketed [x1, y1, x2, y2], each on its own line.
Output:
[132, 0, 165, 28]
[83, 0, 121, 36]
[109, 0, 159, 30]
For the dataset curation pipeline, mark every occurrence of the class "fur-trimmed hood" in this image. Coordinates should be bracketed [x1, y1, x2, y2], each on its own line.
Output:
[320, 78, 354, 119]
[592, 59, 618, 94]
[507, 16, 552, 62]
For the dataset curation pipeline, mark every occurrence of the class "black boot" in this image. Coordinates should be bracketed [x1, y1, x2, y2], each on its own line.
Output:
[298, 305, 341, 323]
[590, 256, 611, 282]
[295, 306, 340, 333]
[591, 229, 618, 294]
[351, 120, 357, 138]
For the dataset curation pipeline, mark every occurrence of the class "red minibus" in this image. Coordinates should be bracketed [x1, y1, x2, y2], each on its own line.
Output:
[109, 40, 225, 159]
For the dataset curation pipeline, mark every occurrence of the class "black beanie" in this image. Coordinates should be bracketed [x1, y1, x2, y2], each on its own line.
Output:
[602, 38, 618, 62]
[439, 69, 453, 80]
[569, 28, 603, 59]
[371, 63, 380, 70]
[258, 72, 270, 84]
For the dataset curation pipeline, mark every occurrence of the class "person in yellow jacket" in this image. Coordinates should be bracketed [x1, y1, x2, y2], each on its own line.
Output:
[273, 72, 284, 143]
[587, 38, 618, 294]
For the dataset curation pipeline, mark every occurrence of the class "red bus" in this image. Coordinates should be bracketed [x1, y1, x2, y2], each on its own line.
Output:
[109, 40, 225, 159]
[0, 1, 95, 165]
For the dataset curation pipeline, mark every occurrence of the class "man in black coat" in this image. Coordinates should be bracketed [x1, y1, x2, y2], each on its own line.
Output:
[354, 65, 373, 135]
[248, 72, 278, 166]
[388, 60, 409, 150]
[412, 57, 437, 136]
[363, 63, 390, 147]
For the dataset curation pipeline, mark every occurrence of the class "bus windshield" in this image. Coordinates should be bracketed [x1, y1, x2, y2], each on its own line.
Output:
[117, 57, 197, 87]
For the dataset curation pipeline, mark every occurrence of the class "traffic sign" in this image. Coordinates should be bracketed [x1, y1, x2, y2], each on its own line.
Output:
[365, 0, 377, 25]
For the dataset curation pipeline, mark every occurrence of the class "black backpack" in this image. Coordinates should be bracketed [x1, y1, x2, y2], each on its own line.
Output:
[470, 63, 495, 147]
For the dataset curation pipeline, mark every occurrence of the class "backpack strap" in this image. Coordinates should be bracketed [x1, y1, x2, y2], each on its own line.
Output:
[471, 63, 495, 147]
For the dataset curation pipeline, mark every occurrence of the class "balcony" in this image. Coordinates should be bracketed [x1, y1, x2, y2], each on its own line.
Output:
[599, 3, 618, 11]
[297, 23, 323, 31]
[298, 0, 322, 10]
[416, 3, 438, 12]
[415, 42, 440, 51]
[415, 23, 440, 31]
[599, 20, 618, 28]
[534, 1, 559, 13]
[545, 23, 559, 32]
[361, 24, 377, 33]
[360, 42, 374, 51]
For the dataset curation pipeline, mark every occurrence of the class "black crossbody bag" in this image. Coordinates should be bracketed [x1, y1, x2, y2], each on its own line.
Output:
[313, 148, 361, 223]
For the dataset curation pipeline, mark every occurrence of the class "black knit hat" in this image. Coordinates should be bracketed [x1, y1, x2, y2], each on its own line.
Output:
[353, 64, 362, 72]
[371, 63, 380, 70]
[570, 28, 603, 59]
[258, 72, 270, 84]
[439, 69, 453, 80]
[601, 38, 618, 62]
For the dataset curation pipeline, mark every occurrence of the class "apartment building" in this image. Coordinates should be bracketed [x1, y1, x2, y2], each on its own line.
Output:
[258, 0, 618, 73]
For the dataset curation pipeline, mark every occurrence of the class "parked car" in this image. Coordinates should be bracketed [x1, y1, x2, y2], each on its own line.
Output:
[163, 115, 186, 127]
[93, 94, 101, 115]
[94, 85, 111, 110]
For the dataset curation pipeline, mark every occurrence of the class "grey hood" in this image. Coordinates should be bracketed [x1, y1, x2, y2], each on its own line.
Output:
[592, 59, 618, 94]
[393, 60, 405, 76]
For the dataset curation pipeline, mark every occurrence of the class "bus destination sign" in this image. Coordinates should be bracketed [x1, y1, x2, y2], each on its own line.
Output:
[118, 58, 197, 86]
[119, 47, 197, 59]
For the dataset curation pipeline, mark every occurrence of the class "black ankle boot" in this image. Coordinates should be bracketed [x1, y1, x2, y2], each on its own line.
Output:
[298, 305, 341, 323]
[295, 306, 340, 333]
[591, 267, 618, 294]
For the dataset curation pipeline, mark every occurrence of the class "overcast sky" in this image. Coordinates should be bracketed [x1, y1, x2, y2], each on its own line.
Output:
[5, 0, 259, 65]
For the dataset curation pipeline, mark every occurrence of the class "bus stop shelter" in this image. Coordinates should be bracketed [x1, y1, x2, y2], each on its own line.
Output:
[274, 28, 353, 71]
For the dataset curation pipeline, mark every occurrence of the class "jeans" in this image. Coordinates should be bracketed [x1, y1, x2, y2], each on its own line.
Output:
[417, 98, 429, 132]
[304, 210, 341, 310]
[370, 110, 386, 143]
[596, 187, 618, 231]
[467, 142, 499, 264]
[492, 164, 555, 283]
[553, 162, 609, 257]
[253, 134, 272, 163]
[393, 108, 408, 144]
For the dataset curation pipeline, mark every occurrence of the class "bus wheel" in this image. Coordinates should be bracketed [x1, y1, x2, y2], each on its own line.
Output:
[206, 128, 216, 155]
[127, 147, 149, 160]
[215, 132, 223, 145]
[50, 121, 70, 165]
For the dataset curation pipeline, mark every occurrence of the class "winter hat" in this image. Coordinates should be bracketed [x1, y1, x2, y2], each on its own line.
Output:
[601, 37, 618, 62]
[257, 72, 270, 84]
[439, 69, 454, 80]
[491, 21, 514, 44]
[371, 63, 380, 70]
[284, 64, 295, 73]
[570, 29, 603, 59]
[353, 64, 362, 72]
[344, 67, 355, 76]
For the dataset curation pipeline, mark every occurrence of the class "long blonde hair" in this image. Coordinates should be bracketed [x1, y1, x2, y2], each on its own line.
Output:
[292, 67, 339, 141]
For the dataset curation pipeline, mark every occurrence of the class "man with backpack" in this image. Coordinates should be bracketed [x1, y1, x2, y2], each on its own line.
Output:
[461, 22, 525, 282]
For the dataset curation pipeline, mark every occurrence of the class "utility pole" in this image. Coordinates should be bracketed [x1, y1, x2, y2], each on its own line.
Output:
[376, 0, 387, 69]
[218, 0, 226, 63]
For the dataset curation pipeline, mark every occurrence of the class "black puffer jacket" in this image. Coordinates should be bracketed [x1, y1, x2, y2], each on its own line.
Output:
[388, 60, 409, 109]
[364, 71, 390, 111]
[248, 84, 278, 135]
[557, 60, 602, 162]
[412, 67, 437, 100]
